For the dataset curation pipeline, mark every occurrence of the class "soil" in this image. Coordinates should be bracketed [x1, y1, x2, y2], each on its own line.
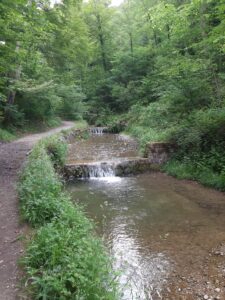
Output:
[0, 122, 74, 300]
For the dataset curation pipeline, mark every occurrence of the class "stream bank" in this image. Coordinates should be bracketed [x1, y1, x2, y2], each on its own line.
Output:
[0, 122, 74, 300]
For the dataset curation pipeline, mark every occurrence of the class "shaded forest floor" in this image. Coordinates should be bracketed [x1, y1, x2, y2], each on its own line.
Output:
[0, 121, 74, 300]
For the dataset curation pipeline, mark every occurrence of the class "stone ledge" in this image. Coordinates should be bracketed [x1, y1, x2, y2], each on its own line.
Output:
[64, 158, 152, 179]
[144, 142, 176, 165]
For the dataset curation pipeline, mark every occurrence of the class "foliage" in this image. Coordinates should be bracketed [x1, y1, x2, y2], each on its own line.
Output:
[0, 0, 89, 127]
[164, 157, 225, 191]
[0, 128, 15, 142]
[80, 0, 225, 190]
[19, 145, 64, 226]
[19, 135, 118, 299]
[41, 135, 68, 168]
[0, 0, 224, 182]
[56, 85, 86, 120]
[2, 104, 25, 127]
[23, 211, 117, 300]
[125, 102, 177, 151]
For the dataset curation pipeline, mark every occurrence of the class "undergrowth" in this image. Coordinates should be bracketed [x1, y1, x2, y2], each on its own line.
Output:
[0, 128, 16, 142]
[125, 103, 225, 190]
[18, 134, 118, 300]
[163, 153, 225, 191]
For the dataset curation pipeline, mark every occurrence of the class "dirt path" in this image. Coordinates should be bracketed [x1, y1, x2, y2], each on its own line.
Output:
[0, 121, 74, 300]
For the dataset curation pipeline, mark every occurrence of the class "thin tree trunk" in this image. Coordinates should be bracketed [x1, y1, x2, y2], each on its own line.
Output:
[129, 32, 133, 55]
[200, 1, 222, 104]
[7, 42, 21, 105]
[96, 13, 107, 72]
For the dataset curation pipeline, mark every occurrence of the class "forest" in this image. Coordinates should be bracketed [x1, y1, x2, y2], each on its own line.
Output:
[1, 0, 225, 189]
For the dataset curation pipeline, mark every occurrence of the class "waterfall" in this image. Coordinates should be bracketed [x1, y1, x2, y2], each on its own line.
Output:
[65, 158, 152, 180]
[67, 162, 116, 179]
[90, 127, 108, 135]
[88, 163, 115, 178]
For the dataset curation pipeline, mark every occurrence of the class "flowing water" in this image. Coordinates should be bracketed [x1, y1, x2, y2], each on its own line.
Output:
[67, 132, 225, 299]
[67, 132, 139, 164]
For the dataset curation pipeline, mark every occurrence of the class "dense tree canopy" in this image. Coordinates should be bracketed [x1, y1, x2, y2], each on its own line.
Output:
[1, 0, 225, 187]
[0, 0, 88, 126]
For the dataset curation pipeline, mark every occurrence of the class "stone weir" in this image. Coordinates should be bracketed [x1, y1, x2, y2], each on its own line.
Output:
[89, 127, 108, 134]
[64, 158, 152, 180]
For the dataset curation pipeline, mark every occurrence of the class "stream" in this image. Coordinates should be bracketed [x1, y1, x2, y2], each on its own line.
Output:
[67, 130, 225, 300]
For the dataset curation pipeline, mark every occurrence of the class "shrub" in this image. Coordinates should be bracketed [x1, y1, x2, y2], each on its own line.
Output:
[23, 211, 117, 300]
[0, 128, 15, 142]
[164, 156, 225, 191]
[45, 117, 61, 128]
[42, 135, 68, 168]
[18, 146, 64, 226]
[57, 85, 86, 121]
[16, 88, 61, 123]
[2, 104, 25, 127]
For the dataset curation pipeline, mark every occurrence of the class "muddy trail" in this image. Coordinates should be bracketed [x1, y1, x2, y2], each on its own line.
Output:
[0, 121, 74, 300]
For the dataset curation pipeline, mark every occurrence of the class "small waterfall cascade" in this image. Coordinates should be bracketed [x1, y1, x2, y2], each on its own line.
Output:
[89, 127, 108, 135]
[88, 162, 115, 178]
[66, 161, 116, 179]
[65, 158, 152, 180]
[65, 131, 152, 181]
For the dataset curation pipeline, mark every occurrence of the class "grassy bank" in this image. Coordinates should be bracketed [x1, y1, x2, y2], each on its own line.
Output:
[18, 132, 117, 299]
[106, 105, 225, 192]
[163, 157, 225, 191]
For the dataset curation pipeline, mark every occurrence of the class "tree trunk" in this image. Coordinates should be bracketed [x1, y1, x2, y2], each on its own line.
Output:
[129, 32, 133, 55]
[7, 42, 21, 105]
[96, 13, 107, 72]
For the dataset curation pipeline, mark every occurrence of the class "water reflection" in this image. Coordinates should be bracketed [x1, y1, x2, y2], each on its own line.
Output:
[68, 177, 173, 299]
[109, 216, 170, 300]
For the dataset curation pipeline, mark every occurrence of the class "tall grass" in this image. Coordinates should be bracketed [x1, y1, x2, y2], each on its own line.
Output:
[18, 134, 118, 300]
[163, 158, 225, 191]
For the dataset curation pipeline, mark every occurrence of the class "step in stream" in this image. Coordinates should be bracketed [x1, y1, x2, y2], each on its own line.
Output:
[89, 127, 108, 135]
[64, 158, 152, 180]
[65, 129, 153, 180]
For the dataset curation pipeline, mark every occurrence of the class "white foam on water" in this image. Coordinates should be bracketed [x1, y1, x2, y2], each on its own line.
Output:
[90, 127, 107, 135]
[88, 163, 115, 178]
[90, 176, 122, 183]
